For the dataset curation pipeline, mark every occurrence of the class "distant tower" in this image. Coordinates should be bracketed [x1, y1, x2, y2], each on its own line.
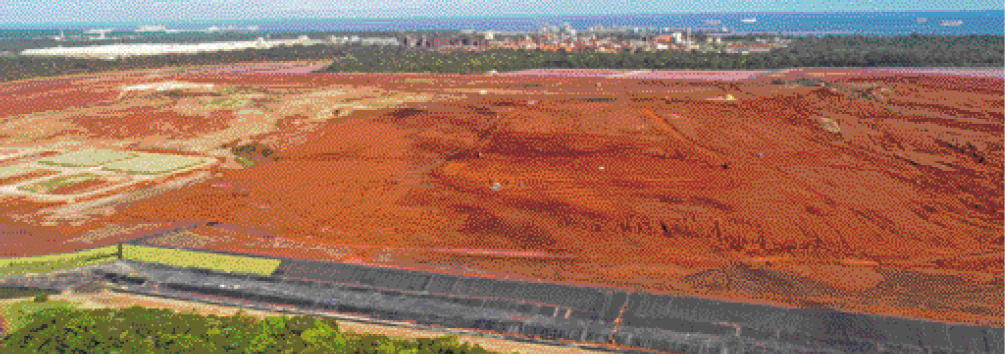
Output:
[561, 22, 573, 34]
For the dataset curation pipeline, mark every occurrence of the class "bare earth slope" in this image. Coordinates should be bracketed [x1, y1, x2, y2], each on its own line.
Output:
[1, 65, 1002, 327]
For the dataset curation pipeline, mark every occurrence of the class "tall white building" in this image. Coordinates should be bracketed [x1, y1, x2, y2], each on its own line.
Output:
[561, 22, 574, 33]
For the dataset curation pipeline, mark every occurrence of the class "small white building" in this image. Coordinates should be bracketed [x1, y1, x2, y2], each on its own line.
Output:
[360, 37, 400, 46]
[19, 37, 325, 59]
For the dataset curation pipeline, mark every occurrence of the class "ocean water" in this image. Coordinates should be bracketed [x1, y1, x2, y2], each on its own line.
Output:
[3, 10, 1002, 36]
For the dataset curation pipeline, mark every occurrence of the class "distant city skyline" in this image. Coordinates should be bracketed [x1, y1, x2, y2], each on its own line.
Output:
[0, 0, 1002, 26]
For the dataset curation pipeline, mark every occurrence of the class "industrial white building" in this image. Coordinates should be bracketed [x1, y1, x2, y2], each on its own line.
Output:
[20, 37, 322, 60]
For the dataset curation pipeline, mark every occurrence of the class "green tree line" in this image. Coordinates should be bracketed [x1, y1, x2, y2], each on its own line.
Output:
[1, 305, 508, 354]
[0, 44, 344, 82]
[1, 34, 1000, 83]
[319, 34, 1003, 74]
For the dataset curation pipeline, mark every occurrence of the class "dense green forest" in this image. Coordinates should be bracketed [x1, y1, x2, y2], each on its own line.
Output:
[319, 34, 1004, 74]
[0, 44, 344, 82]
[1, 305, 505, 354]
[0, 34, 1001, 83]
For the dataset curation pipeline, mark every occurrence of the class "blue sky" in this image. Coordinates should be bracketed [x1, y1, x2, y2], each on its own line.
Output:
[0, 0, 1001, 25]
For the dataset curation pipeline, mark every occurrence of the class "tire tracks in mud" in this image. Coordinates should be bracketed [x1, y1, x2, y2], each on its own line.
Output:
[639, 108, 727, 166]
[645, 84, 855, 256]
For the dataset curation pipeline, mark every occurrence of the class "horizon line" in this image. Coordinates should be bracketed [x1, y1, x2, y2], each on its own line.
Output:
[2, 8, 1002, 28]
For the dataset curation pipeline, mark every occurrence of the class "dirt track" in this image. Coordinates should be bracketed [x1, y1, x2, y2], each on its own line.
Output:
[0, 64, 1002, 327]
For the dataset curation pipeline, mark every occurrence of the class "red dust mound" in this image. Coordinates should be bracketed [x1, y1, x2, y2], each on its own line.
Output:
[72, 106, 230, 139]
[4, 68, 1003, 327]
[0, 77, 127, 117]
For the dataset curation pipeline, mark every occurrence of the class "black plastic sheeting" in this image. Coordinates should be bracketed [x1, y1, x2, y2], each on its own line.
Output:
[985, 327, 1004, 354]
[424, 274, 461, 294]
[275, 259, 626, 322]
[618, 291, 1004, 354]
[101, 258, 1002, 354]
[269, 259, 1004, 354]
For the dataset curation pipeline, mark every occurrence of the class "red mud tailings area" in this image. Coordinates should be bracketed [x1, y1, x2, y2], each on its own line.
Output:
[504, 69, 638, 78]
[7, 68, 1003, 327]
[628, 70, 768, 81]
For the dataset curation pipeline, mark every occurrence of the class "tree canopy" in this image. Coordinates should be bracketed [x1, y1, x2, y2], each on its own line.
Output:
[1, 305, 507, 354]
[1, 34, 1000, 83]
[318, 34, 1003, 74]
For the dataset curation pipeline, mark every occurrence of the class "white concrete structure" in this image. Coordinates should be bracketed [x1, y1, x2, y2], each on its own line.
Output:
[119, 81, 215, 93]
[20, 38, 322, 59]
[360, 37, 400, 46]
[136, 25, 168, 33]
[671, 32, 684, 44]
[83, 29, 113, 40]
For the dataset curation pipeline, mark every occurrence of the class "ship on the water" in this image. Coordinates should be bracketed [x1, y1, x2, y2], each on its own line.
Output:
[704, 19, 722, 25]
[741, 18, 757, 23]
[916, 17, 927, 23]
[135, 25, 168, 33]
[939, 20, 963, 26]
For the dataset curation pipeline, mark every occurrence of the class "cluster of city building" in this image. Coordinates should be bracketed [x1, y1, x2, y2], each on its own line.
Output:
[394, 23, 785, 54]
[20, 23, 786, 59]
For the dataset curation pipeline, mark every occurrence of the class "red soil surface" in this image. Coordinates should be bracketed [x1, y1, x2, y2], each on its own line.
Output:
[628, 70, 768, 81]
[504, 69, 637, 78]
[73, 106, 231, 139]
[169, 62, 328, 75]
[0, 77, 128, 118]
[2, 68, 1002, 327]
[0, 221, 187, 257]
[503, 69, 770, 81]
[865, 68, 1005, 79]
[0, 169, 60, 186]
[203, 63, 329, 75]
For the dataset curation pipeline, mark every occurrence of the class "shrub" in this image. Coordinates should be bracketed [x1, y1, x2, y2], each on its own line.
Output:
[2, 306, 512, 354]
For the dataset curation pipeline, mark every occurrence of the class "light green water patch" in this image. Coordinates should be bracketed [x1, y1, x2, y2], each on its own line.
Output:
[37, 149, 137, 167]
[122, 245, 280, 276]
[17, 172, 101, 194]
[0, 165, 42, 179]
[100, 154, 208, 175]
[0, 246, 119, 275]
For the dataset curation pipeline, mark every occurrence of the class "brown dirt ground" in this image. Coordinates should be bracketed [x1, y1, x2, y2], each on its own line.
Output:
[1, 66, 1002, 327]
[0, 169, 60, 186]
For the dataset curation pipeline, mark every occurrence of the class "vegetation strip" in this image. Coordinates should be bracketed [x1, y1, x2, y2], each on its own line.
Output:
[104, 286, 624, 354]
[35, 149, 137, 167]
[1, 35, 1000, 84]
[17, 172, 103, 194]
[0, 246, 119, 275]
[0, 303, 507, 354]
[0, 298, 79, 334]
[100, 154, 208, 175]
[318, 35, 1003, 74]
[122, 245, 281, 276]
[0, 288, 60, 301]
